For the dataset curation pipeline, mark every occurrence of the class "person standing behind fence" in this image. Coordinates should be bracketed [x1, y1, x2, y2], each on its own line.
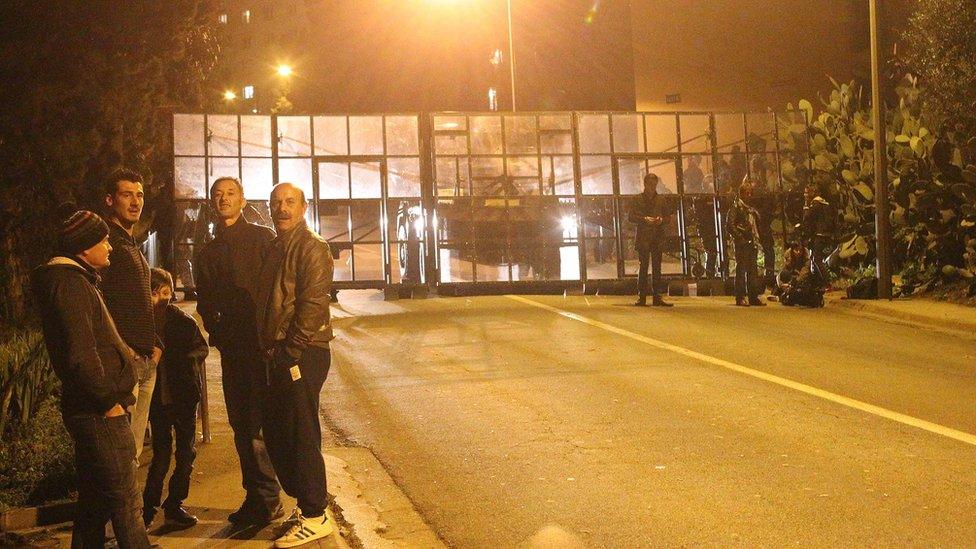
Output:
[142, 268, 207, 529]
[726, 179, 766, 307]
[32, 206, 150, 548]
[800, 182, 835, 265]
[684, 155, 718, 278]
[629, 173, 673, 307]
[255, 183, 337, 548]
[195, 176, 283, 526]
[100, 168, 162, 464]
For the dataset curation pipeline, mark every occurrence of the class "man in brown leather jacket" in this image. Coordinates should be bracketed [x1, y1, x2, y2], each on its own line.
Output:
[255, 183, 336, 548]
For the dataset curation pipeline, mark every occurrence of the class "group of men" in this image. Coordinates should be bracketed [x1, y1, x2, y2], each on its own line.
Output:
[32, 170, 337, 548]
[631, 170, 834, 307]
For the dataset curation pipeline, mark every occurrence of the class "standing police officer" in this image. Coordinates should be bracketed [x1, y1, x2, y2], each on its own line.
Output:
[726, 178, 766, 307]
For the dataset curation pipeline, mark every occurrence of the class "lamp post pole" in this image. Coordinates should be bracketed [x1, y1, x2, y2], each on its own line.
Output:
[506, 0, 517, 111]
[870, 0, 892, 299]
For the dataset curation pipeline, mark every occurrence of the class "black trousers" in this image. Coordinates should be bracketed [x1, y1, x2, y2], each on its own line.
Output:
[64, 414, 149, 549]
[221, 347, 281, 512]
[636, 246, 663, 299]
[734, 243, 761, 301]
[263, 346, 331, 517]
[143, 403, 196, 513]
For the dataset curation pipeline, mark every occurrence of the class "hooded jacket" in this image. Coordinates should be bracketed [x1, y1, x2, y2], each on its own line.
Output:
[31, 257, 138, 416]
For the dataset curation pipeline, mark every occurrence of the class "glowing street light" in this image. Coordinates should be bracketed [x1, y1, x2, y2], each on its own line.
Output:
[223, 90, 237, 101]
[430, 1, 516, 110]
[276, 64, 293, 78]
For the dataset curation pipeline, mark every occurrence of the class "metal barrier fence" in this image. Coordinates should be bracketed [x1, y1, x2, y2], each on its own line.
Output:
[172, 110, 808, 294]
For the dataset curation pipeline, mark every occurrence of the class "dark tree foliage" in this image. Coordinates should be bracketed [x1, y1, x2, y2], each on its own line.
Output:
[0, 1, 220, 323]
[901, 0, 976, 131]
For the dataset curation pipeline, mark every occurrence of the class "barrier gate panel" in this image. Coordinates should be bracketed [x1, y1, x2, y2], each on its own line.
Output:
[173, 111, 805, 293]
[315, 158, 387, 286]
[432, 113, 581, 284]
[614, 155, 685, 278]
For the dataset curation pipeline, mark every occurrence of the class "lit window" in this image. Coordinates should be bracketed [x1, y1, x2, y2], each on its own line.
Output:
[218, 13, 228, 24]
[487, 88, 498, 111]
[243, 85, 254, 99]
[243, 9, 251, 23]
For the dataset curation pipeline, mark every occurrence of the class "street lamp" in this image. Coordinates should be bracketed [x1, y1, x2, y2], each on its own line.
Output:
[429, 0, 516, 110]
[505, 0, 516, 111]
[869, 0, 892, 299]
[276, 64, 293, 78]
[223, 90, 237, 101]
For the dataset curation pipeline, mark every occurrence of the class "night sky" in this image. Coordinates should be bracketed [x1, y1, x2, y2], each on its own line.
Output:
[276, 0, 635, 112]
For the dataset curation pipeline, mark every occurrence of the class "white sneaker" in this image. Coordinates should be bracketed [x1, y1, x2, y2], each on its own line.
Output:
[274, 509, 334, 548]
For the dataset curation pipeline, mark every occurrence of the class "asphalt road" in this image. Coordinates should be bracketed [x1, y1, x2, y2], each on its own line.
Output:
[321, 293, 976, 548]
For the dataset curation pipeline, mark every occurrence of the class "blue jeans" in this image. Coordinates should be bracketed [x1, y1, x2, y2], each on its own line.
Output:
[130, 355, 157, 462]
[64, 413, 150, 549]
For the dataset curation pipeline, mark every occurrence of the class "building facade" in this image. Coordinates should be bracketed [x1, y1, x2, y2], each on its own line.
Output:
[631, 0, 912, 112]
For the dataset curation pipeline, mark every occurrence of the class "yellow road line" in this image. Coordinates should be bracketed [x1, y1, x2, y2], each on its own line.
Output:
[507, 295, 976, 447]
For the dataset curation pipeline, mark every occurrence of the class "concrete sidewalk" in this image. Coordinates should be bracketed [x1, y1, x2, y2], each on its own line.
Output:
[826, 291, 976, 336]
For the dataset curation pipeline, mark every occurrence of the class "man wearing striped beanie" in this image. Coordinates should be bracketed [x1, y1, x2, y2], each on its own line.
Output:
[32, 204, 150, 548]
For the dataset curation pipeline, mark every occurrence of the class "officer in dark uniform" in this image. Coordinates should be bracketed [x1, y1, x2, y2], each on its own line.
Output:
[629, 173, 673, 307]
[726, 178, 765, 306]
[800, 182, 835, 279]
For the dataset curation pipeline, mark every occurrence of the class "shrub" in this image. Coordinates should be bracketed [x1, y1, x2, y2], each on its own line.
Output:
[0, 330, 59, 438]
[779, 76, 976, 294]
[0, 399, 75, 511]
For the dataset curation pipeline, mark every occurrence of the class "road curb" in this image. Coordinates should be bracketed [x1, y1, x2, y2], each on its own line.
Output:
[327, 447, 446, 548]
[0, 501, 73, 533]
[827, 293, 976, 336]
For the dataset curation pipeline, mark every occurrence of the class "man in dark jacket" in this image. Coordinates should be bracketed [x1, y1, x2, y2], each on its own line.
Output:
[255, 183, 336, 548]
[195, 176, 282, 525]
[100, 168, 161, 462]
[628, 173, 673, 307]
[726, 179, 766, 306]
[32, 207, 150, 548]
[800, 182, 835, 264]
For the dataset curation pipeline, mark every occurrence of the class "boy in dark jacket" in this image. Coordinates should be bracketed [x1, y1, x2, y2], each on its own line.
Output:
[142, 268, 208, 529]
[32, 206, 150, 548]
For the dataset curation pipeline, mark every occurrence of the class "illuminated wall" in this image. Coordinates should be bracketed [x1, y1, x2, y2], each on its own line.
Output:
[631, 0, 910, 112]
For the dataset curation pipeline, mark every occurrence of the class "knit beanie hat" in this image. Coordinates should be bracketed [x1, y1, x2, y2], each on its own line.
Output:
[58, 203, 109, 256]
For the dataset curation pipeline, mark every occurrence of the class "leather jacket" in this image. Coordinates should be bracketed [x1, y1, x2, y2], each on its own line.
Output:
[255, 221, 334, 365]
